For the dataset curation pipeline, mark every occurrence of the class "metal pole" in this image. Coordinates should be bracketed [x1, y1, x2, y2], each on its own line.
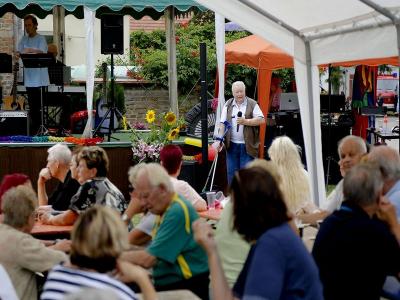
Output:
[200, 43, 209, 179]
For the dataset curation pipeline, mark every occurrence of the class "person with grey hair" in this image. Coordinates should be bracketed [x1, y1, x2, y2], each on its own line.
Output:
[0, 185, 68, 300]
[312, 163, 400, 300]
[322, 135, 367, 213]
[37, 143, 80, 211]
[214, 80, 265, 184]
[368, 145, 400, 220]
[121, 163, 209, 300]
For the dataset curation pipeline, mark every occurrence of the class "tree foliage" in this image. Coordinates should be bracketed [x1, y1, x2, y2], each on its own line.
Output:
[129, 16, 252, 97]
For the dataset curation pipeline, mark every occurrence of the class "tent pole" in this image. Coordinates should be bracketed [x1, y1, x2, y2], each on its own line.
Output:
[396, 24, 400, 154]
[165, 7, 178, 117]
[305, 40, 321, 206]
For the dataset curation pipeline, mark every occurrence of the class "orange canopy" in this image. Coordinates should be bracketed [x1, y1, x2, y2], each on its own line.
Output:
[225, 34, 399, 158]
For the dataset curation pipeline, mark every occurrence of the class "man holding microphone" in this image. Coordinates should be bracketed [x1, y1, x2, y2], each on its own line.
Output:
[214, 81, 265, 184]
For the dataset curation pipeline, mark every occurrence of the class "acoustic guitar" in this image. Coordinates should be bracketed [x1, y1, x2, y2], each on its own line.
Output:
[2, 61, 26, 111]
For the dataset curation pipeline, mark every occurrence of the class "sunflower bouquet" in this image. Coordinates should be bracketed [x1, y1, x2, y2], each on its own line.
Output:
[131, 109, 184, 163]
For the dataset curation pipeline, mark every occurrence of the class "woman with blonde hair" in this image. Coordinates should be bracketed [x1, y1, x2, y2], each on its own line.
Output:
[268, 136, 327, 223]
[41, 205, 156, 300]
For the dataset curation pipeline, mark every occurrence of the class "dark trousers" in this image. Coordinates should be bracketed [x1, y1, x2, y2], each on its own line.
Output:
[26, 86, 46, 135]
[156, 272, 210, 300]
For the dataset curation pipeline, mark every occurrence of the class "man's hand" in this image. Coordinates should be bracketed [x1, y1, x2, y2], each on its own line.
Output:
[212, 140, 223, 153]
[236, 116, 246, 125]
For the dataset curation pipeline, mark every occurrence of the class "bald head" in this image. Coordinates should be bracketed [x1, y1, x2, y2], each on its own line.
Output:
[368, 145, 400, 182]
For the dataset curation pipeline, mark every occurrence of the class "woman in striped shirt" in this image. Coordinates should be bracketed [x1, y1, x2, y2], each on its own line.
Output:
[41, 206, 156, 300]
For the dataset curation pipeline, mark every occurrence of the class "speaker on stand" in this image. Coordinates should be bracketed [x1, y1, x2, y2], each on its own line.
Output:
[95, 14, 125, 141]
[101, 14, 124, 55]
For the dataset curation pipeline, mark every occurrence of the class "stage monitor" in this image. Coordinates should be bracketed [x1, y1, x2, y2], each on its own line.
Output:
[320, 94, 346, 113]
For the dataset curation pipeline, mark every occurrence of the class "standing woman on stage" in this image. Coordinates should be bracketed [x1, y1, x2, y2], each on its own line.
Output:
[17, 15, 49, 135]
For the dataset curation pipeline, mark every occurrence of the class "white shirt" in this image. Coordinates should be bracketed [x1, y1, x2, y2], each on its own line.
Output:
[220, 97, 264, 143]
[0, 265, 18, 300]
[18, 34, 50, 87]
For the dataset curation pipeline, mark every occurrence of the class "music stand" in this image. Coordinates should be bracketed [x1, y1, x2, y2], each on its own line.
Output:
[20, 54, 54, 136]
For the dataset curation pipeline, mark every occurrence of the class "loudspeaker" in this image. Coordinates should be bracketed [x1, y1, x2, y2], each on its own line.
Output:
[101, 14, 124, 55]
[0, 110, 29, 136]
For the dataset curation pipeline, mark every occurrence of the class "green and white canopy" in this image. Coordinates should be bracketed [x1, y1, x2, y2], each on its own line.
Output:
[0, 0, 203, 19]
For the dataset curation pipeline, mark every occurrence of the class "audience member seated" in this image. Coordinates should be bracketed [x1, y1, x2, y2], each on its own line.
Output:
[193, 167, 323, 300]
[368, 145, 400, 219]
[41, 205, 156, 300]
[312, 163, 400, 300]
[160, 144, 207, 211]
[39, 146, 127, 226]
[124, 146, 209, 247]
[124, 163, 155, 246]
[214, 159, 283, 287]
[0, 173, 31, 214]
[121, 163, 209, 300]
[37, 143, 80, 211]
[367, 145, 400, 299]
[268, 136, 327, 223]
[321, 135, 367, 213]
[0, 186, 68, 300]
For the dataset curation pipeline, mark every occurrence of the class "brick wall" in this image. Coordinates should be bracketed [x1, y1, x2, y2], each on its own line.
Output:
[0, 13, 15, 96]
[124, 86, 199, 125]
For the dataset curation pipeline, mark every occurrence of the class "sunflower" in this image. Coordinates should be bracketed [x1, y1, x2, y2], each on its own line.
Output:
[164, 111, 177, 125]
[167, 127, 180, 141]
[145, 110, 156, 124]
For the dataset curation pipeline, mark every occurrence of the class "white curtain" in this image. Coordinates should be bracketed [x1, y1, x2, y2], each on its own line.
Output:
[82, 7, 95, 138]
[214, 13, 226, 137]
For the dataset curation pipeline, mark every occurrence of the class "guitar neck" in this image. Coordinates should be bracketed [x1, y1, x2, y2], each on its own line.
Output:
[12, 62, 18, 101]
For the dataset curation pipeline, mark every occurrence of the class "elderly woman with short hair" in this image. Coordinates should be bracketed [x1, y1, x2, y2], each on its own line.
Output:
[0, 185, 67, 300]
[39, 146, 127, 226]
[41, 205, 156, 300]
[37, 143, 80, 211]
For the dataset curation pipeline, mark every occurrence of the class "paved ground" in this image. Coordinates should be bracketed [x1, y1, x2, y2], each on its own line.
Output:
[375, 115, 400, 150]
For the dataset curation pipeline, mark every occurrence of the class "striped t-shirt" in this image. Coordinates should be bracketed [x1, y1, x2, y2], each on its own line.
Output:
[40, 264, 137, 300]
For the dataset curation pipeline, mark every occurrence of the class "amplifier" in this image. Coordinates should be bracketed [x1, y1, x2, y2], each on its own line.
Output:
[0, 110, 29, 136]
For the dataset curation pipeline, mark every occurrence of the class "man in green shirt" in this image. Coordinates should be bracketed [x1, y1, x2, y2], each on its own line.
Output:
[121, 163, 209, 300]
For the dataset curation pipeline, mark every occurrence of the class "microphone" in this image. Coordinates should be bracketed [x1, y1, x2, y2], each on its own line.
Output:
[237, 111, 242, 132]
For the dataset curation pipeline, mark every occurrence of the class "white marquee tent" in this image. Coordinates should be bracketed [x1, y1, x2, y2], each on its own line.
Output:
[196, 0, 400, 206]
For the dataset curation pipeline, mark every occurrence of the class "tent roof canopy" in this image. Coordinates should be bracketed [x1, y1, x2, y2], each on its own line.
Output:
[226, 34, 399, 71]
[0, 0, 204, 19]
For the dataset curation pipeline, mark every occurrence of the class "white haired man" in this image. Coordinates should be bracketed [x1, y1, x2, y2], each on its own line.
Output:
[215, 81, 265, 184]
[322, 135, 367, 213]
[121, 163, 209, 300]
